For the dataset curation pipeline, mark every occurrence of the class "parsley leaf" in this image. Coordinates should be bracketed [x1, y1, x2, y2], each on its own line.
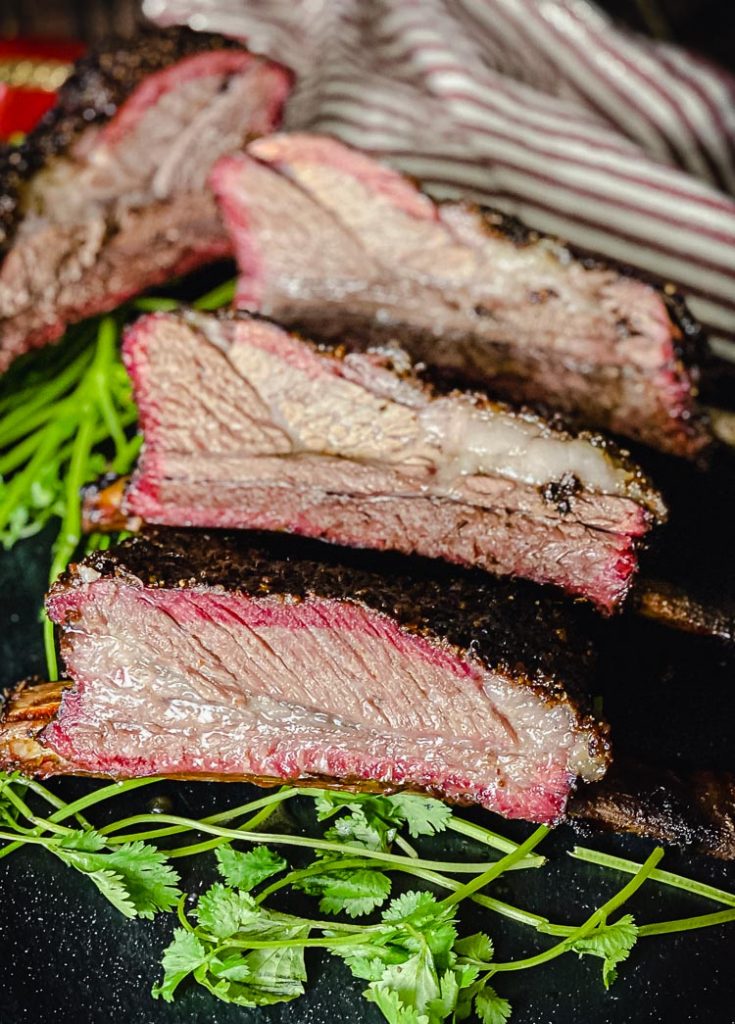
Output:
[215, 845, 287, 892]
[571, 914, 638, 988]
[295, 868, 392, 918]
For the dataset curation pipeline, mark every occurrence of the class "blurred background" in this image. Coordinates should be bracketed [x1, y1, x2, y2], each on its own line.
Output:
[1, 0, 733, 70]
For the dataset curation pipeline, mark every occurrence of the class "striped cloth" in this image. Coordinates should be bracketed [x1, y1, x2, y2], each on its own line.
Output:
[144, 0, 735, 362]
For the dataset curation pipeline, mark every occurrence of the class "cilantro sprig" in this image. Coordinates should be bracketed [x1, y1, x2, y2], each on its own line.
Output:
[0, 774, 734, 1023]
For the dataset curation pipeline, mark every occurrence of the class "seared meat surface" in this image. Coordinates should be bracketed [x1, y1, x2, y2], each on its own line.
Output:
[212, 133, 708, 457]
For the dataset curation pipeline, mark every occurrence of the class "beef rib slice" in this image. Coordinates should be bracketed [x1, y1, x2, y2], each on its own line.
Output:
[121, 309, 665, 612]
[0, 26, 291, 370]
[211, 132, 708, 457]
[9, 528, 611, 826]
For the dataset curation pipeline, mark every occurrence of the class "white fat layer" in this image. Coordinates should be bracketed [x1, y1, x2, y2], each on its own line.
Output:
[216, 326, 634, 498]
[419, 399, 630, 493]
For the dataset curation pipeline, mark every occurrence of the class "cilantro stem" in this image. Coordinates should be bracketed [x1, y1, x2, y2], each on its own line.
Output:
[167, 803, 282, 859]
[388, 862, 569, 934]
[445, 817, 545, 865]
[192, 277, 236, 310]
[221, 932, 378, 951]
[91, 811, 516, 873]
[99, 787, 299, 842]
[394, 835, 419, 858]
[440, 826, 550, 908]
[133, 297, 181, 312]
[51, 778, 162, 821]
[0, 423, 67, 532]
[493, 847, 664, 974]
[255, 857, 375, 904]
[133, 276, 236, 315]
[570, 846, 735, 908]
[0, 348, 94, 446]
[638, 909, 735, 936]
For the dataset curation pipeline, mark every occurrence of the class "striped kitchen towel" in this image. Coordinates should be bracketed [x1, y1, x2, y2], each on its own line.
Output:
[144, 0, 735, 362]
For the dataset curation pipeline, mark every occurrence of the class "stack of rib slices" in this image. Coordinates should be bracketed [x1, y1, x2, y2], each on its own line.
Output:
[3, 29, 734, 858]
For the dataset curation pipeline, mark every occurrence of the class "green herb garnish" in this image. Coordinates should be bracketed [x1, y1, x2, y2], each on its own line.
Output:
[0, 775, 733, 1023]
[0, 277, 237, 677]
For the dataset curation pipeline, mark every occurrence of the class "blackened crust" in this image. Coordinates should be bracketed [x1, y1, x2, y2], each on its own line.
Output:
[475, 203, 706, 376]
[0, 26, 244, 256]
[52, 527, 609, 762]
[568, 758, 735, 859]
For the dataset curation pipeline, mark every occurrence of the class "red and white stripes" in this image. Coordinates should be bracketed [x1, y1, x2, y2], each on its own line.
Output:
[145, 0, 735, 360]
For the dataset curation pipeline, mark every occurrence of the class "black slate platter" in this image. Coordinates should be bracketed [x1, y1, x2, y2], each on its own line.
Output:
[0, 443, 735, 1024]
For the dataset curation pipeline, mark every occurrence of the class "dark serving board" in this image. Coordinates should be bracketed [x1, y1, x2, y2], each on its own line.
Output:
[0, 448, 734, 1024]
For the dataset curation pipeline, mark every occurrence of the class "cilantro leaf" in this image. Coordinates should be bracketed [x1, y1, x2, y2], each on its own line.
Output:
[380, 892, 457, 966]
[194, 883, 292, 940]
[475, 986, 512, 1024]
[382, 891, 443, 925]
[235, 940, 308, 1001]
[195, 883, 308, 941]
[296, 868, 392, 918]
[340, 954, 390, 981]
[366, 947, 441, 1019]
[153, 929, 209, 1002]
[215, 845, 287, 892]
[53, 839, 181, 919]
[366, 987, 429, 1024]
[53, 828, 107, 852]
[161, 883, 311, 1008]
[312, 790, 451, 845]
[386, 795, 452, 838]
[426, 968, 460, 1019]
[324, 808, 392, 851]
[571, 914, 638, 988]
[454, 932, 494, 965]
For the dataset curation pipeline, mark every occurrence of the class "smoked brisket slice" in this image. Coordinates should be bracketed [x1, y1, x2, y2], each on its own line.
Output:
[120, 310, 664, 612]
[2, 529, 610, 825]
[0, 27, 291, 370]
[212, 133, 708, 457]
[3, 680, 733, 858]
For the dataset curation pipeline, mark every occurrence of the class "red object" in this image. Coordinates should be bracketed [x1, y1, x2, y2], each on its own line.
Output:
[0, 38, 85, 139]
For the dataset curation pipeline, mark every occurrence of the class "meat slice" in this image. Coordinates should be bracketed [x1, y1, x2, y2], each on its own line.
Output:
[121, 310, 664, 612]
[0, 27, 291, 370]
[4, 681, 731, 858]
[211, 133, 708, 457]
[20, 528, 609, 825]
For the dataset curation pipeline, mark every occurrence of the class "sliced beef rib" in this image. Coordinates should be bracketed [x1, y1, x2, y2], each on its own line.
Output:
[120, 310, 665, 612]
[0, 27, 291, 370]
[212, 133, 708, 457]
[4, 529, 609, 825]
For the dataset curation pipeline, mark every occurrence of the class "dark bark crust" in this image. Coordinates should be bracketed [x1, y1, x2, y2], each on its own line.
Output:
[51, 526, 608, 761]
[0, 26, 244, 257]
